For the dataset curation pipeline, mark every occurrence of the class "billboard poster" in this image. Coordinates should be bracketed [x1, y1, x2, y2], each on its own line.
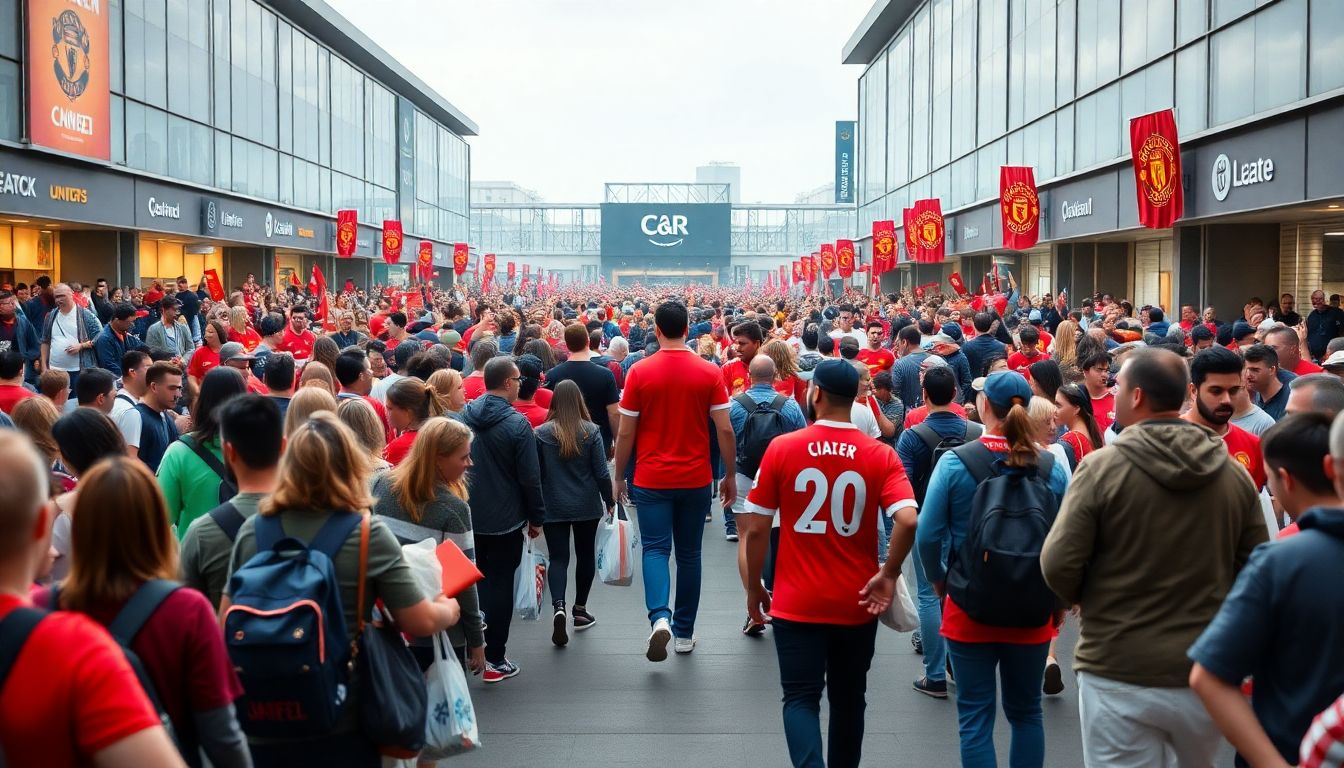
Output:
[599, 203, 731, 263]
[835, 120, 856, 204]
[27, 0, 111, 161]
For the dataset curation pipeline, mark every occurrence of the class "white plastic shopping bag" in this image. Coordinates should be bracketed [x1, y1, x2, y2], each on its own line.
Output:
[512, 535, 548, 620]
[596, 505, 637, 586]
[879, 574, 919, 632]
[420, 631, 480, 760]
[400, 538, 443, 601]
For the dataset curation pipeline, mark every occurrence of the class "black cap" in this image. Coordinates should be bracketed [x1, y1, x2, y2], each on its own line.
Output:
[112, 302, 137, 320]
[812, 359, 859, 400]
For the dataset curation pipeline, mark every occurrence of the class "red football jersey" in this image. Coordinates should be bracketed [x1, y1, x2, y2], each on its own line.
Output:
[745, 420, 916, 625]
[856, 347, 896, 375]
[1091, 391, 1117, 433]
[1222, 423, 1266, 490]
[721, 358, 749, 395]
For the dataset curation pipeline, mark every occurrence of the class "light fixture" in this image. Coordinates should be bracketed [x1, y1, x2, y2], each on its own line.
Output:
[1326, 232, 1344, 237]
[1330, 204, 1341, 209]
[6, 218, 29, 224]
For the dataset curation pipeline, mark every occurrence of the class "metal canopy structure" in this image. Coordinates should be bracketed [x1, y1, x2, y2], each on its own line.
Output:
[604, 184, 731, 205]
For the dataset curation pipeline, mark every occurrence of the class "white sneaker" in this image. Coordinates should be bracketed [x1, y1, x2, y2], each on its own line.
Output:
[646, 618, 672, 662]
[674, 636, 697, 654]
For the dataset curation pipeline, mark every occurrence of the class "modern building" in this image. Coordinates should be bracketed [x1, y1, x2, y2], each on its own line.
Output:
[695, 162, 742, 204]
[471, 180, 544, 206]
[0, 0, 474, 294]
[844, 0, 1344, 314]
[471, 181, 854, 286]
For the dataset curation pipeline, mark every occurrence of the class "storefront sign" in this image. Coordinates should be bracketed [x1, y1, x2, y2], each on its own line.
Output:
[1185, 119, 1305, 219]
[599, 203, 731, 262]
[396, 97, 416, 229]
[27, 0, 112, 161]
[0, 172, 38, 198]
[1211, 154, 1274, 202]
[146, 196, 181, 219]
[1047, 170, 1120, 239]
[0, 147, 132, 224]
[296, 226, 315, 239]
[49, 185, 87, 204]
[1061, 198, 1093, 221]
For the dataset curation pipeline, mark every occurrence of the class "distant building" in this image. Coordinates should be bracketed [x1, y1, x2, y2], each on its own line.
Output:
[471, 181, 546, 206]
[795, 184, 837, 206]
[695, 163, 741, 204]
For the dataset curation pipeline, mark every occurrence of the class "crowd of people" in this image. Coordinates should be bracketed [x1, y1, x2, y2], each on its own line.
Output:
[1, 269, 1343, 767]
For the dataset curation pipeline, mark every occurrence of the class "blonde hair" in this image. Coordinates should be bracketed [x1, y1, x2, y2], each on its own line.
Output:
[1053, 320, 1079, 367]
[299, 361, 337, 396]
[387, 417, 471, 522]
[283, 385, 338, 437]
[12, 396, 62, 463]
[386, 377, 448, 428]
[62, 457, 178, 612]
[696, 336, 717, 358]
[426, 369, 463, 403]
[229, 305, 250, 334]
[264, 411, 373, 515]
[1026, 395, 1058, 445]
[762, 339, 798, 380]
[336, 397, 386, 459]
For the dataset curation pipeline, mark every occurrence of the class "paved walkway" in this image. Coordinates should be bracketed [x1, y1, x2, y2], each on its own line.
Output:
[452, 512, 1086, 767]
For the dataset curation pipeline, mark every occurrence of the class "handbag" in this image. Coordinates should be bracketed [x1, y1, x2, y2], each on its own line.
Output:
[354, 514, 429, 758]
[878, 574, 920, 633]
[512, 535, 548, 620]
[420, 631, 480, 760]
[596, 504, 637, 586]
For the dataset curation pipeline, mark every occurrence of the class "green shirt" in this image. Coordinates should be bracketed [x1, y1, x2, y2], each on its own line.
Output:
[157, 434, 227, 539]
[179, 491, 264, 610]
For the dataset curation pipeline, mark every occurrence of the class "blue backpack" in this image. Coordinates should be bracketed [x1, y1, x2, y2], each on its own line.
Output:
[224, 512, 362, 739]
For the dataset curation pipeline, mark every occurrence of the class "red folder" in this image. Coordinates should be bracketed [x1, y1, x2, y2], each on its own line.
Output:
[437, 539, 483, 598]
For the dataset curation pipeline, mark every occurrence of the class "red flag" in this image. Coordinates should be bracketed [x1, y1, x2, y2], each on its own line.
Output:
[506, 261, 516, 283]
[779, 265, 789, 289]
[381, 221, 403, 265]
[203, 269, 225, 302]
[791, 260, 802, 285]
[1130, 108, 1184, 229]
[523, 263, 530, 278]
[807, 253, 819, 282]
[836, 240, 855, 277]
[288, 270, 301, 289]
[1000, 166, 1041, 250]
[819, 243, 836, 278]
[336, 209, 357, 257]
[902, 208, 918, 264]
[948, 272, 968, 296]
[872, 220, 896, 274]
[417, 240, 433, 282]
[483, 254, 496, 284]
[453, 243, 469, 276]
[910, 199, 946, 264]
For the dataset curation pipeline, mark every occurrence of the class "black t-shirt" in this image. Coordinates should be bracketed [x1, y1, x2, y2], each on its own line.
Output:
[0, 317, 16, 354]
[545, 360, 620, 449]
[177, 290, 200, 322]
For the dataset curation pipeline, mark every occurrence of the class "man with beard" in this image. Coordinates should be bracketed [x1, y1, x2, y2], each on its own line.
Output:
[1183, 346, 1267, 492]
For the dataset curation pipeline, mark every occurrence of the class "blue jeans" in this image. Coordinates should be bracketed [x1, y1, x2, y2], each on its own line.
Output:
[909, 544, 946, 682]
[772, 618, 877, 768]
[946, 639, 1050, 768]
[632, 483, 710, 638]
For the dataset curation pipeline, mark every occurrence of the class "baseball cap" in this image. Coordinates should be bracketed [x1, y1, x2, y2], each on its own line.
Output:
[219, 342, 255, 364]
[439, 329, 463, 351]
[811, 359, 859, 400]
[1323, 351, 1344, 370]
[920, 354, 949, 371]
[976, 371, 1033, 410]
[1231, 320, 1256, 341]
[1256, 318, 1280, 333]
[1029, 309, 1043, 323]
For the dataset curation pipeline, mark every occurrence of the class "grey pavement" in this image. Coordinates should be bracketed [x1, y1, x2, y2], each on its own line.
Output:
[451, 511, 1086, 767]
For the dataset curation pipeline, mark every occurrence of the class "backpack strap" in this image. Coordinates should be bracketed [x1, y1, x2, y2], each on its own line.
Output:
[1035, 451, 1056, 482]
[766, 394, 788, 411]
[355, 514, 371, 635]
[951, 440, 999, 485]
[963, 421, 984, 440]
[108, 580, 181, 646]
[253, 512, 284, 551]
[0, 608, 47, 691]
[910, 423, 944, 453]
[307, 511, 364, 561]
[208, 501, 245, 543]
[178, 434, 230, 483]
[732, 393, 755, 412]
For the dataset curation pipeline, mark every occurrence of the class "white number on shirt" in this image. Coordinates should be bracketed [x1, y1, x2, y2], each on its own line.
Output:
[792, 468, 867, 537]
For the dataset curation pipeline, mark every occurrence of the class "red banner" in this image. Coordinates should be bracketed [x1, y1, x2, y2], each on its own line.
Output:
[381, 221, 403, 265]
[836, 239, 855, 277]
[483, 253, 496, 284]
[806, 253, 819, 282]
[202, 269, 225, 302]
[872, 220, 896, 275]
[902, 208, 918, 264]
[791, 260, 802, 285]
[948, 272, 968, 296]
[818, 243, 836, 278]
[1130, 108, 1184, 229]
[506, 261, 516, 283]
[336, 210, 357, 257]
[910, 199, 946, 264]
[453, 243, 469, 276]
[417, 240, 433, 282]
[779, 265, 789, 289]
[1000, 166, 1041, 251]
[523, 264, 530, 278]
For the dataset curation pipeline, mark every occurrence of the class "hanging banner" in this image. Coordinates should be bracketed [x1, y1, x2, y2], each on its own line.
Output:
[806, 253, 819, 283]
[452, 243, 469, 276]
[819, 243, 836, 277]
[779, 265, 789, 289]
[836, 239, 855, 278]
[202, 269, 225, 301]
[522, 263, 530, 278]
[948, 272, 968, 296]
[27, 0, 112, 161]
[871, 220, 896, 275]
[902, 208, 918, 264]
[506, 261, 516, 283]
[417, 240, 433, 282]
[1129, 108, 1185, 229]
[483, 253, 496, 283]
[834, 120, 856, 204]
[999, 166, 1041, 251]
[381, 220, 403, 265]
[336, 209, 358, 257]
[910, 199, 946, 264]
[791, 260, 802, 285]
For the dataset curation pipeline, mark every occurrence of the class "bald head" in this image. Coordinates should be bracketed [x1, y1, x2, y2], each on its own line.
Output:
[748, 354, 777, 384]
[0, 430, 49, 557]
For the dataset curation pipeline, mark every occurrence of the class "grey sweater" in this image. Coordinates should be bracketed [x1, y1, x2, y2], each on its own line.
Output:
[370, 473, 484, 650]
[535, 421, 613, 523]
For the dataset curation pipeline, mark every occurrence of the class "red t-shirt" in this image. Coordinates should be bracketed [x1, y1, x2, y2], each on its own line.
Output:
[0, 594, 163, 766]
[1293, 359, 1325, 376]
[279, 327, 316, 360]
[513, 400, 549, 428]
[1222, 423, 1267, 490]
[1090, 390, 1117, 433]
[0, 383, 36, 414]
[903, 403, 968, 429]
[533, 387, 553, 408]
[1036, 330, 1054, 351]
[462, 373, 486, 402]
[746, 420, 916, 625]
[619, 348, 729, 489]
[721, 358, 749, 395]
[857, 347, 896, 375]
[1006, 349, 1045, 375]
[187, 346, 220, 381]
[368, 313, 389, 340]
[227, 326, 262, 352]
[384, 429, 417, 466]
[1059, 429, 1095, 463]
[771, 375, 809, 413]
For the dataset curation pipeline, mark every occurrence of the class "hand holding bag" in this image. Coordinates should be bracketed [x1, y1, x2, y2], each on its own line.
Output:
[512, 535, 548, 620]
[596, 504, 637, 586]
[878, 574, 920, 633]
[420, 631, 480, 760]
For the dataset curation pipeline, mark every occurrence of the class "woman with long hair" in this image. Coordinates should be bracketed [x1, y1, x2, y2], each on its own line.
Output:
[12, 395, 75, 493]
[336, 397, 390, 473]
[762, 338, 807, 411]
[221, 413, 460, 766]
[426, 368, 467, 415]
[311, 335, 341, 377]
[371, 417, 485, 676]
[38, 456, 250, 767]
[298, 359, 337, 396]
[1052, 320, 1080, 371]
[188, 320, 229, 389]
[521, 337, 558, 372]
[283, 382, 338, 437]
[158, 366, 246, 538]
[1026, 359, 1063, 402]
[914, 372, 1070, 767]
[48, 409, 126, 581]
[1054, 382, 1104, 464]
[227, 305, 261, 352]
[535, 380, 613, 646]
[383, 377, 449, 466]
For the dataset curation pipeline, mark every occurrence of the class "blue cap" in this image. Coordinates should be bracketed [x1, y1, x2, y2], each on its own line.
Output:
[812, 359, 859, 400]
[1029, 309, 1043, 323]
[978, 371, 1033, 410]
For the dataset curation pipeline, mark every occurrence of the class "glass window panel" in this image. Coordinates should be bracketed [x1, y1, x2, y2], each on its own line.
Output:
[193, 121, 212, 186]
[1311, 0, 1344, 95]
[124, 0, 145, 101]
[1056, 0, 1075, 105]
[143, 0, 166, 108]
[1210, 14, 1253, 125]
[1075, 91, 1097, 167]
[911, 6, 929, 178]
[166, 0, 188, 114]
[1009, 0, 1026, 128]
[1094, 82, 1120, 162]
[950, 0, 976, 158]
[108, 0, 122, 93]
[1214, 0, 1253, 28]
[261, 9, 276, 145]
[144, 106, 167, 175]
[262, 146, 278, 201]
[278, 23, 291, 154]
[0, 58, 17, 142]
[866, 51, 889, 200]
[125, 100, 146, 169]
[215, 130, 230, 188]
[320, 168, 331, 213]
[1095, 1, 1120, 88]
[110, 95, 124, 164]
[930, 0, 952, 168]
[318, 49, 329, 167]
[1175, 41, 1208, 134]
[1121, 0, 1171, 73]
[231, 136, 248, 195]
[1056, 104, 1074, 177]
[1177, 0, 1207, 45]
[211, 0, 229, 130]
[1034, 113, 1055, 179]
[188, 0, 208, 121]
[978, 0, 1008, 143]
[1253, 0, 1305, 113]
[0, 0, 17, 60]
[888, 28, 911, 189]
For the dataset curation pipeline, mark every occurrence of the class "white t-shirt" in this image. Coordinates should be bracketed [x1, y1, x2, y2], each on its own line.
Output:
[370, 372, 405, 404]
[48, 307, 81, 371]
[850, 399, 882, 440]
[829, 328, 867, 345]
[112, 391, 142, 448]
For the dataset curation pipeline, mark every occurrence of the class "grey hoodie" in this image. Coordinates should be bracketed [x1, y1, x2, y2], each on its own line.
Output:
[1040, 419, 1268, 687]
[460, 393, 546, 535]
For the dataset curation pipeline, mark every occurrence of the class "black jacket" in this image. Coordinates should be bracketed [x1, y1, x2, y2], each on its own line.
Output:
[461, 394, 546, 535]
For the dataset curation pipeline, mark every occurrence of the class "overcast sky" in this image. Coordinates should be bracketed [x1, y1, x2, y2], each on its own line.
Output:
[325, 0, 875, 204]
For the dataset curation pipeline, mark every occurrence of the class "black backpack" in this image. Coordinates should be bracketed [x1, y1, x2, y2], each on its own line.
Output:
[734, 393, 790, 478]
[944, 441, 1060, 628]
[909, 421, 983, 503]
[179, 434, 236, 506]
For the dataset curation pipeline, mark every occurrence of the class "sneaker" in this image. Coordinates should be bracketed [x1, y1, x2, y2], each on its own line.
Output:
[1043, 658, 1064, 695]
[646, 618, 672, 662]
[725, 531, 739, 542]
[705, 511, 712, 522]
[483, 659, 520, 683]
[552, 607, 569, 647]
[913, 676, 948, 698]
[911, 630, 924, 655]
[572, 606, 596, 631]
[742, 616, 767, 637]
[674, 636, 697, 654]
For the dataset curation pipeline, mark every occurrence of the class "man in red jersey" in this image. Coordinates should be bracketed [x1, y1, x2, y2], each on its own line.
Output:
[739, 359, 918, 768]
[856, 320, 895, 375]
[721, 320, 763, 396]
[1080, 350, 1117, 433]
[278, 305, 316, 360]
[1183, 347, 1267, 490]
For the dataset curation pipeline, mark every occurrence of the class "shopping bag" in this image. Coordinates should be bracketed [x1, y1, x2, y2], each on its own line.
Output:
[420, 631, 480, 760]
[400, 538, 443, 600]
[879, 574, 919, 632]
[512, 536, 547, 620]
[596, 505, 637, 586]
